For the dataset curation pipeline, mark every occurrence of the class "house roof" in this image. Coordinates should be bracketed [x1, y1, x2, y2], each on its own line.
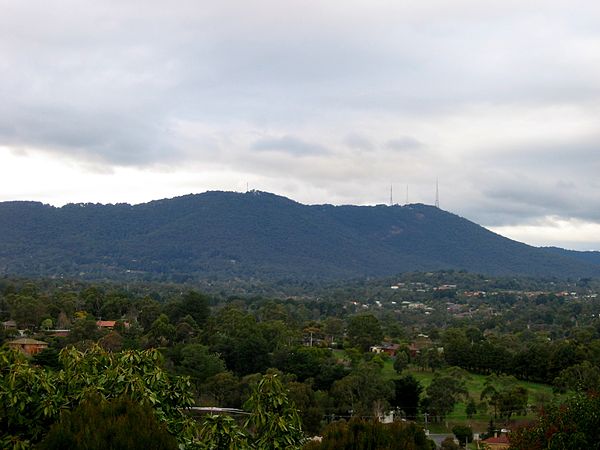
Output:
[8, 338, 48, 346]
[96, 320, 130, 328]
[482, 435, 510, 444]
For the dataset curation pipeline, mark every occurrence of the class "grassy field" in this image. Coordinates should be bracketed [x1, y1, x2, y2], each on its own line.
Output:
[380, 357, 555, 434]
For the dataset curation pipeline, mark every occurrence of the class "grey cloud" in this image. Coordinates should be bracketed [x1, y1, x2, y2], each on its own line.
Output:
[251, 136, 329, 156]
[386, 136, 424, 151]
[3, 0, 600, 247]
[343, 134, 374, 151]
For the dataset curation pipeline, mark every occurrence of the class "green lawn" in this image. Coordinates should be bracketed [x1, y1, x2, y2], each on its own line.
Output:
[380, 358, 555, 434]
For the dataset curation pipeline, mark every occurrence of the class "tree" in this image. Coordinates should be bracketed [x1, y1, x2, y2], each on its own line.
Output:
[393, 352, 409, 374]
[480, 375, 528, 421]
[41, 318, 53, 331]
[175, 343, 226, 387]
[509, 392, 600, 450]
[8, 295, 48, 330]
[147, 314, 176, 347]
[303, 417, 434, 450]
[323, 317, 344, 346]
[99, 330, 124, 352]
[201, 371, 241, 407]
[243, 374, 304, 449]
[0, 345, 197, 449]
[207, 307, 271, 375]
[465, 398, 477, 419]
[286, 381, 325, 436]
[332, 362, 394, 417]
[440, 437, 460, 450]
[38, 395, 178, 450]
[554, 361, 600, 393]
[167, 291, 210, 326]
[32, 347, 61, 370]
[66, 319, 100, 345]
[197, 414, 248, 450]
[139, 300, 162, 331]
[347, 314, 383, 352]
[423, 372, 467, 422]
[452, 425, 473, 447]
[391, 375, 423, 420]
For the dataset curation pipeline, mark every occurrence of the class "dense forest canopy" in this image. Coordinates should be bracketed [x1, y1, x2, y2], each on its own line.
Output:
[1, 191, 600, 281]
[1, 272, 600, 448]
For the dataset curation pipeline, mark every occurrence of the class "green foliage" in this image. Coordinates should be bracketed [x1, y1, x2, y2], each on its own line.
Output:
[422, 370, 468, 422]
[331, 362, 394, 417]
[4, 192, 594, 281]
[302, 417, 433, 450]
[391, 374, 422, 420]
[553, 361, 600, 393]
[38, 394, 178, 450]
[465, 398, 477, 419]
[201, 371, 242, 407]
[0, 345, 196, 449]
[451, 425, 473, 446]
[347, 314, 383, 352]
[440, 437, 460, 450]
[393, 352, 409, 374]
[166, 291, 210, 326]
[31, 347, 61, 370]
[286, 381, 325, 436]
[244, 374, 304, 449]
[173, 343, 226, 386]
[509, 392, 600, 450]
[147, 314, 176, 347]
[206, 308, 271, 375]
[480, 375, 528, 420]
[197, 415, 248, 450]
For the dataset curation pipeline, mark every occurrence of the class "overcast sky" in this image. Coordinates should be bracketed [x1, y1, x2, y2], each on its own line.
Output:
[1, 0, 600, 250]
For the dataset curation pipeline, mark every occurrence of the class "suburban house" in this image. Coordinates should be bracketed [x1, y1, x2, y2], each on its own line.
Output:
[370, 342, 401, 357]
[481, 434, 510, 449]
[47, 329, 70, 337]
[96, 320, 130, 330]
[7, 338, 48, 356]
[2, 320, 17, 331]
[408, 334, 433, 357]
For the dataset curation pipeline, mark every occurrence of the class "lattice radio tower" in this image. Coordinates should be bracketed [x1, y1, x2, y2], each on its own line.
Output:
[435, 178, 440, 208]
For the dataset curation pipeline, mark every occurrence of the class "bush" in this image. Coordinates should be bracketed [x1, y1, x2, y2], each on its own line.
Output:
[302, 417, 434, 450]
[39, 395, 178, 450]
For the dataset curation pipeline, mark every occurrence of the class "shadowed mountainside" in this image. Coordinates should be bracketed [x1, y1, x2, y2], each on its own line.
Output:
[0, 190, 598, 281]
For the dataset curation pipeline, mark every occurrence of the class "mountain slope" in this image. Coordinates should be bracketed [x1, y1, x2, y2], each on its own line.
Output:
[0, 191, 598, 280]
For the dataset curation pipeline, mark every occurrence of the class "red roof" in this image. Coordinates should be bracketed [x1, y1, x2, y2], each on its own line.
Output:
[482, 435, 509, 444]
[96, 320, 130, 328]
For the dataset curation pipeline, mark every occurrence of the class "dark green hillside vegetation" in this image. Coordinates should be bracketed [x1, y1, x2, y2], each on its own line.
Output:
[302, 417, 434, 450]
[1, 190, 599, 281]
[1, 275, 599, 447]
[39, 395, 179, 450]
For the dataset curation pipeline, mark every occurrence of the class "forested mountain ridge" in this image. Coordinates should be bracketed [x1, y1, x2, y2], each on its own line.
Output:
[0, 190, 598, 280]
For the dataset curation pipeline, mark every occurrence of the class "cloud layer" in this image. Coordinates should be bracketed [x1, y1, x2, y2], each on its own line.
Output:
[1, 0, 600, 248]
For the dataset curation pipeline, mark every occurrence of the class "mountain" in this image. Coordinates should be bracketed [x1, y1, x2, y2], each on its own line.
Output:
[0, 190, 599, 281]
[542, 247, 600, 267]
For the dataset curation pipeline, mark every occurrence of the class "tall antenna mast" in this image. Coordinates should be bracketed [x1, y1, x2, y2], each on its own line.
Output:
[390, 184, 393, 206]
[435, 178, 440, 208]
[406, 184, 409, 205]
